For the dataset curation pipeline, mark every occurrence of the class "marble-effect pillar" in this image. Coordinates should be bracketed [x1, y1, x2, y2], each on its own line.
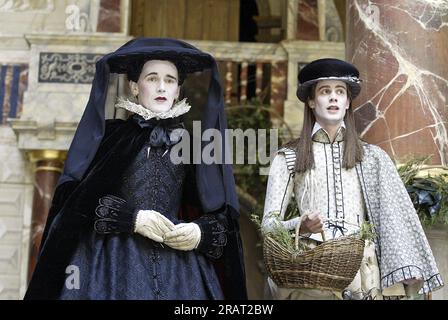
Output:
[347, 0, 448, 165]
[0, 64, 28, 124]
[297, 0, 320, 40]
[27, 150, 66, 283]
[97, 0, 121, 32]
[270, 61, 288, 127]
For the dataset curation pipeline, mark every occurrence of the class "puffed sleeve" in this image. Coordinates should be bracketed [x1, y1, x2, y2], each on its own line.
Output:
[262, 153, 300, 232]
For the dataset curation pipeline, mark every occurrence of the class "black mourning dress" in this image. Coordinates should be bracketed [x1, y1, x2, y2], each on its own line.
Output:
[25, 38, 247, 300]
[28, 115, 229, 300]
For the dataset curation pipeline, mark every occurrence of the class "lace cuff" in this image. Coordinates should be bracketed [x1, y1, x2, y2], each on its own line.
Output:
[195, 213, 228, 259]
[94, 195, 137, 234]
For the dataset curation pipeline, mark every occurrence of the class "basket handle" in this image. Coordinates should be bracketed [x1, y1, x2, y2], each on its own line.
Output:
[294, 214, 326, 250]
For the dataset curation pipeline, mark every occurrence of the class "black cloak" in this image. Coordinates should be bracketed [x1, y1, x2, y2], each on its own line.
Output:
[24, 38, 247, 300]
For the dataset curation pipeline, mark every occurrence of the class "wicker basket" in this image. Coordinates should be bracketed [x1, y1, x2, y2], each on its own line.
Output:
[263, 218, 365, 292]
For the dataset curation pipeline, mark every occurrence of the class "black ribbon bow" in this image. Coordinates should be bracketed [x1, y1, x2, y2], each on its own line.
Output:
[133, 114, 186, 149]
[326, 220, 348, 238]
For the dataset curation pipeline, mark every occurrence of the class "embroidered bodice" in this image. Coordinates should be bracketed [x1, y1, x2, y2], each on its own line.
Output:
[263, 124, 366, 241]
[120, 145, 186, 219]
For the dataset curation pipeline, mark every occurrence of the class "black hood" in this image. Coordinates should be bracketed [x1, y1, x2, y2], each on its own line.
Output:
[60, 37, 239, 217]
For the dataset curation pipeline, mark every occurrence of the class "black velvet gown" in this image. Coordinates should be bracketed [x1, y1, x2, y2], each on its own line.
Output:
[25, 115, 242, 300]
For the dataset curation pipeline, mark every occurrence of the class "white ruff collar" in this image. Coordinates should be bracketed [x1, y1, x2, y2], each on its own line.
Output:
[115, 97, 191, 120]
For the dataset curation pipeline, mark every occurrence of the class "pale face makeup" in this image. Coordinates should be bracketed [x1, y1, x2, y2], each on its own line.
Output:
[130, 60, 180, 113]
[309, 79, 350, 128]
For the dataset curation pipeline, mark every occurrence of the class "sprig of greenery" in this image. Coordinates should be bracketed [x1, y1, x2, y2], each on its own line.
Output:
[359, 221, 376, 244]
[397, 155, 431, 185]
[251, 213, 308, 253]
[250, 213, 262, 229]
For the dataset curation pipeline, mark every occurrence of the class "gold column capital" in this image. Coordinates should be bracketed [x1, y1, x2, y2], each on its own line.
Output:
[26, 150, 67, 173]
[27, 150, 67, 163]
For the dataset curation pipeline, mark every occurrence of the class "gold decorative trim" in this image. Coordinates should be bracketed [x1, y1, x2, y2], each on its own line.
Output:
[35, 166, 64, 173]
[27, 150, 67, 163]
[27, 150, 67, 174]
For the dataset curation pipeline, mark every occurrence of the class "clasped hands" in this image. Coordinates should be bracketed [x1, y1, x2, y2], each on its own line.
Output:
[134, 210, 201, 251]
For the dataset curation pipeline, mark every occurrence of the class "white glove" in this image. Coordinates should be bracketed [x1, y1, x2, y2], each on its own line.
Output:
[163, 222, 201, 251]
[134, 210, 175, 243]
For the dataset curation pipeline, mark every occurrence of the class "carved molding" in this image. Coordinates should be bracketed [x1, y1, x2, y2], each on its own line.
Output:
[281, 40, 345, 60]
[9, 118, 78, 151]
[38, 52, 102, 84]
[189, 40, 287, 62]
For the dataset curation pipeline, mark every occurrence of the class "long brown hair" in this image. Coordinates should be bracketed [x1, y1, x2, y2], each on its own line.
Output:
[291, 83, 364, 174]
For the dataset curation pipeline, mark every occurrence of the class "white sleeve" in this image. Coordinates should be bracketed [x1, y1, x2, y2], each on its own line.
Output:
[262, 154, 300, 232]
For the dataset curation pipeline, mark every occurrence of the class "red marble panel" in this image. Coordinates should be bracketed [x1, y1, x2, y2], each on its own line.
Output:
[347, 0, 448, 165]
[391, 127, 442, 165]
[225, 61, 233, 105]
[270, 61, 287, 120]
[296, 0, 319, 40]
[0, 64, 28, 124]
[2, 66, 12, 122]
[17, 66, 29, 117]
[361, 116, 390, 146]
[97, 0, 121, 32]
[255, 62, 263, 97]
[28, 160, 63, 283]
[240, 62, 248, 103]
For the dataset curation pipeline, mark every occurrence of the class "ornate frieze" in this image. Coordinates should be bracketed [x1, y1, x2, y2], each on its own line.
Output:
[38, 52, 102, 84]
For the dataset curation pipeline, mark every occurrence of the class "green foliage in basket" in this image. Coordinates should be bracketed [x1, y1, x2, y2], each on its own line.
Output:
[251, 213, 375, 252]
[251, 213, 309, 252]
[359, 221, 376, 244]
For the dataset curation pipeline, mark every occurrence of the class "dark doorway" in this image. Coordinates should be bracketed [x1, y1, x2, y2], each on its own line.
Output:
[238, 0, 260, 102]
[239, 0, 259, 42]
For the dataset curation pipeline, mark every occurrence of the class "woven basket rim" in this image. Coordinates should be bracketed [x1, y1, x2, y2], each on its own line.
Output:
[263, 233, 366, 291]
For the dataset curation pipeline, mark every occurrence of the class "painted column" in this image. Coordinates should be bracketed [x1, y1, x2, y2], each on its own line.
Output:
[347, 0, 448, 165]
[296, 0, 319, 40]
[26, 150, 66, 283]
[97, 0, 122, 32]
[347, 0, 448, 300]
[270, 61, 288, 127]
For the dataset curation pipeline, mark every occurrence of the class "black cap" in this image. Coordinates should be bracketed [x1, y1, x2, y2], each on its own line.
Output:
[107, 37, 213, 82]
[296, 58, 361, 102]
